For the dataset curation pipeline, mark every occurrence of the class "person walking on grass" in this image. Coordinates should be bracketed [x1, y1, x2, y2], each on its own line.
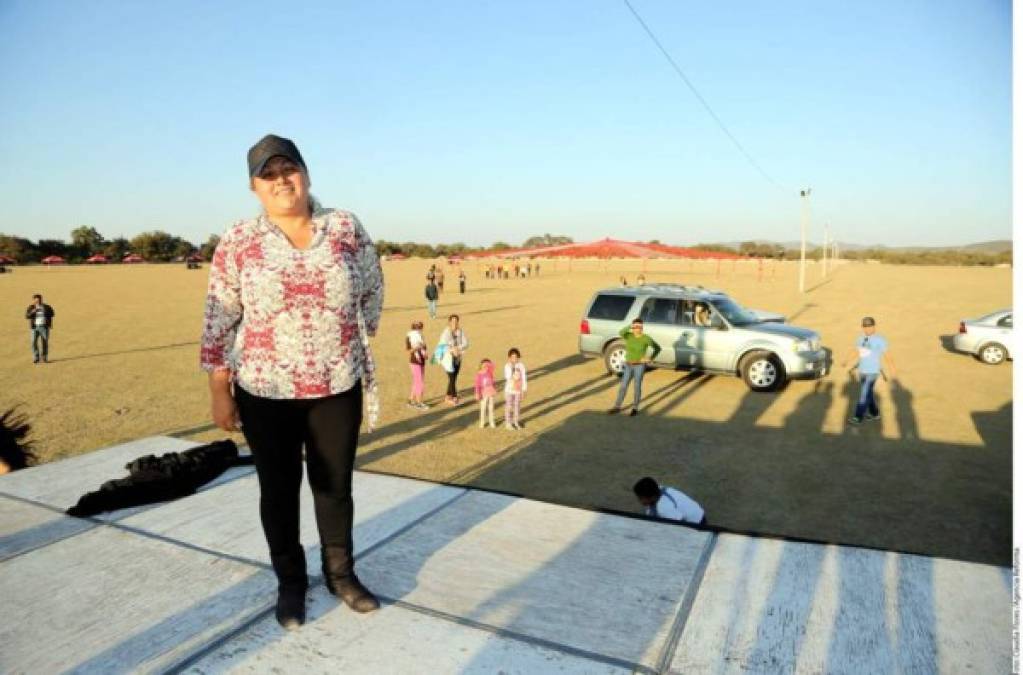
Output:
[459, 269, 467, 294]
[406, 321, 429, 410]
[436, 266, 445, 293]
[633, 477, 705, 525]
[201, 134, 383, 631]
[474, 359, 498, 428]
[439, 314, 469, 405]
[608, 318, 661, 416]
[840, 316, 897, 425]
[504, 348, 528, 430]
[425, 279, 439, 319]
[25, 294, 55, 364]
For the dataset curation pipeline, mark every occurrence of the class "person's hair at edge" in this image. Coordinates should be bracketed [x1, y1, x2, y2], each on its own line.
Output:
[633, 476, 659, 499]
[411, 321, 423, 330]
[479, 358, 492, 368]
[0, 407, 36, 472]
[448, 314, 459, 322]
[507, 348, 520, 358]
[32, 294, 41, 301]
[631, 317, 644, 326]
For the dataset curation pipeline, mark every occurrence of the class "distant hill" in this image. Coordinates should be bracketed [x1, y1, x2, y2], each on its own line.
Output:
[710, 240, 1011, 254]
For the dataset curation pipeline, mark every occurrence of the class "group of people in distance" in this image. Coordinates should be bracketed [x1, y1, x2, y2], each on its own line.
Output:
[483, 261, 538, 279]
[405, 313, 528, 430]
[423, 264, 467, 319]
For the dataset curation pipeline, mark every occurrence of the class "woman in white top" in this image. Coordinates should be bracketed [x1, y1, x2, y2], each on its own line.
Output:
[438, 314, 469, 404]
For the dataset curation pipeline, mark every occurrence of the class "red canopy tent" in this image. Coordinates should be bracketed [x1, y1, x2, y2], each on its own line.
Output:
[122, 254, 144, 264]
[0, 255, 15, 264]
[85, 254, 109, 264]
[41, 255, 66, 265]
[387, 253, 407, 260]
[470, 238, 741, 260]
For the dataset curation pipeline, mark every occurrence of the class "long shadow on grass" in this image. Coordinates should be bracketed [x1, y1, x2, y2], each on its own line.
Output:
[463, 377, 1011, 566]
[51, 341, 198, 363]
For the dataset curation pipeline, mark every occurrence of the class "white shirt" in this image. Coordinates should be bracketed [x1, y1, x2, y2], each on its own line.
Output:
[646, 487, 704, 524]
[504, 361, 528, 394]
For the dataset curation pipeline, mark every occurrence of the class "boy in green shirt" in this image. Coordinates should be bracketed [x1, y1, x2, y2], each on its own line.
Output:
[609, 318, 661, 416]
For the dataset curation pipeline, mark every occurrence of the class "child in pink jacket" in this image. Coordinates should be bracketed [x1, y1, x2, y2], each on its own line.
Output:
[474, 359, 498, 428]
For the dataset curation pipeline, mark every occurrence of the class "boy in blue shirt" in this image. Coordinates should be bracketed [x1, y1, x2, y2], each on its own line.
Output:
[841, 316, 897, 425]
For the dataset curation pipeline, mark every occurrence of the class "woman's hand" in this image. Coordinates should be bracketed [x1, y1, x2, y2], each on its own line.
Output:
[208, 370, 241, 432]
[211, 389, 241, 431]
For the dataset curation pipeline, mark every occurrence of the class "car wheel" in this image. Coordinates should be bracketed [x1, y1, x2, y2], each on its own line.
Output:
[978, 342, 1007, 365]
[740, 351, 783, 392]
[603, 341, 627, 376]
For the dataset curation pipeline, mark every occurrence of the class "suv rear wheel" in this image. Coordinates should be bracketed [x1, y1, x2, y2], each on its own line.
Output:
[740, 351, 784, 392]
[603, 340, 627, 376]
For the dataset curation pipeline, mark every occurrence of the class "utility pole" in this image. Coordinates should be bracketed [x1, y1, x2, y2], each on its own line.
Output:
[799, 188, 811, 293]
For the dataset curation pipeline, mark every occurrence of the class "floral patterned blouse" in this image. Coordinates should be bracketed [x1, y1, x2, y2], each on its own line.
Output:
[200, 208, 384, 427]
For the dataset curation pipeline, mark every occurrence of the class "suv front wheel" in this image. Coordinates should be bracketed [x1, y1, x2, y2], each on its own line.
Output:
[603, 340, 627, 376]
[740, 351, 784, 392]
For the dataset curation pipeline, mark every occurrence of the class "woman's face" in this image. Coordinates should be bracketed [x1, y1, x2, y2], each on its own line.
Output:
[250, 156, 310, 217]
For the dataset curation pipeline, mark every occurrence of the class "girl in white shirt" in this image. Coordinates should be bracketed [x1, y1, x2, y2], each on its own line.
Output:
[503, 348, 528, 430]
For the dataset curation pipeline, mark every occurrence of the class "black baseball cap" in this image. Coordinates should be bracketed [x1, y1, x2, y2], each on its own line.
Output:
[861, 316, 876, 327]
[247, 134, 307, 178]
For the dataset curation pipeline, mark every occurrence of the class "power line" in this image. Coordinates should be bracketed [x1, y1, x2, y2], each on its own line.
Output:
[622, 0, 791, 192]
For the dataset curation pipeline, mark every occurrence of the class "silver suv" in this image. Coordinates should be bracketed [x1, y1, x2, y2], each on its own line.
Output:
[578, 284, 828, 391]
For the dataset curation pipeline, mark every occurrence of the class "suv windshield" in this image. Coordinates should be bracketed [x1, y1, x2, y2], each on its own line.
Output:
[709, 296, 759, 326]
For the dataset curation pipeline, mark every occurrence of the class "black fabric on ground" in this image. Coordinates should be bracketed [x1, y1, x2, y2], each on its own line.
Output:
[66, 439, 251, 517]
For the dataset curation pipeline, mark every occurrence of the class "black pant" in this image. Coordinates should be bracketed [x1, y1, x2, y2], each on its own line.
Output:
[447, 357, 461, 397]
[235, 383, 362, 586]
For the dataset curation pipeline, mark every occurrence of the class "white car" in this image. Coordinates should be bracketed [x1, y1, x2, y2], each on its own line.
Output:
[953, 309, 1013, 364]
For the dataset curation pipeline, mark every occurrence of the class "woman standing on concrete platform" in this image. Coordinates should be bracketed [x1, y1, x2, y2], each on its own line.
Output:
[201, 134, 384, 630]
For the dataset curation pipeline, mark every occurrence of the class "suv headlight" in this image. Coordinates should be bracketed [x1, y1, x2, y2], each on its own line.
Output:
[793, 338, 819, 353]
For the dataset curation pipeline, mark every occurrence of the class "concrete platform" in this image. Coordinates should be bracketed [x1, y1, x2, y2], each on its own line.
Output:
[0, 436, 1010, 674]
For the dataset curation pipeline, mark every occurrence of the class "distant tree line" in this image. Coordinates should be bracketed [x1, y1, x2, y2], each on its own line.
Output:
[374, 233, 576, 258]
[4, 228, 1006, 267]
[699, 241, 1012, 266]
[0, 226, 222, 263]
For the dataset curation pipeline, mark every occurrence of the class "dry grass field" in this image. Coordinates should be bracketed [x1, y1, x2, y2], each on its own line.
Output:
[0, 257, 1011, 565]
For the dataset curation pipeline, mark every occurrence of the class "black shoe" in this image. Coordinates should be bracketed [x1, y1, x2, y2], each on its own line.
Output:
[629, 408, 639, 417]
[33, 359, 39, 364]
[606, 407, 620, 415]
[275, 585, 307, 631]
[322, 545, 380, 613]
[328, 573, 381, 613]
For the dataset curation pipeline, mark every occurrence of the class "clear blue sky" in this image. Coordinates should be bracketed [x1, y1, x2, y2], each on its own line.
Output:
[0, 0, 1010, 248]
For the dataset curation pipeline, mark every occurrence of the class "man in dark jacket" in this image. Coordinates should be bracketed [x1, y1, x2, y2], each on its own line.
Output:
[25, 294, 55, 363]
[425, 280, 439, 319]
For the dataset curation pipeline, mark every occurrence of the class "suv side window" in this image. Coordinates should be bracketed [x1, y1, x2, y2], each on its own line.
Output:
[588, 294, 635, 321]
[640, 297, 684, 325]
[998, 314, 1013, 328]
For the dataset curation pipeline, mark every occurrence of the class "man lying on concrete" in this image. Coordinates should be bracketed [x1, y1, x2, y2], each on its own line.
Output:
[633, 476, 706, 525]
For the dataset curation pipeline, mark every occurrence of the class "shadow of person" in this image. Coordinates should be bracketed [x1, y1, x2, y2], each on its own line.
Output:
[889, 379, 918, 440]
[782, 380, 834, 434]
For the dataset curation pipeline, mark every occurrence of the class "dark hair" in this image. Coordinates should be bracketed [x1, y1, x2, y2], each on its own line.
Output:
[448, 314, 460, 322]
[32, 294, 42, 301]
[507, 348, 520, 358]
[633, 477, 659, 499]
[0, 407, 35, 471]
[631, 317, 644, 326]
[479, 358, 492, 367]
